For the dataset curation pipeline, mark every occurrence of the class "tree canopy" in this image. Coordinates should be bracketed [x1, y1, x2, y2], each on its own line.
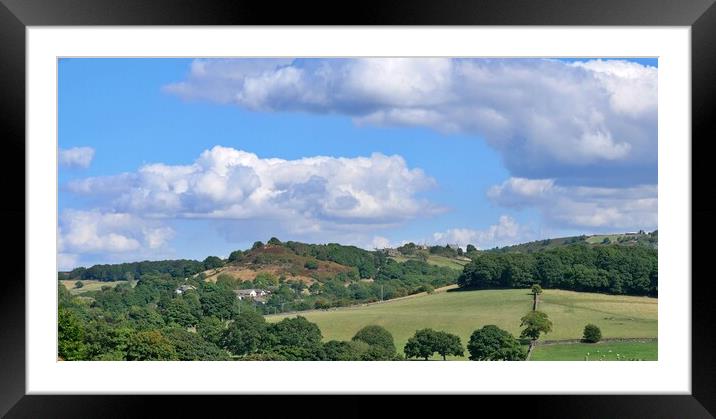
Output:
[467, 325, 526, 361]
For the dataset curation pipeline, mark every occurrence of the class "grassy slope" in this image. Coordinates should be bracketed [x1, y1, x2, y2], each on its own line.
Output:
[267, 289, 657, 360]
[389, 254, 469, 270]
[60, 280, 128, 295]
[531, 340, 657, 361]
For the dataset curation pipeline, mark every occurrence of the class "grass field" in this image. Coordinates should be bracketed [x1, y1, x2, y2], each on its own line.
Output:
[389, 254, 469, 270]
[267, 288, 657, 360]
[60, 280, 128, 295]
[530, 340, 657, 361]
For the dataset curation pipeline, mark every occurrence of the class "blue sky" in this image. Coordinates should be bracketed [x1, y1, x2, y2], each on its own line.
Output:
[58, 58, 658, 269]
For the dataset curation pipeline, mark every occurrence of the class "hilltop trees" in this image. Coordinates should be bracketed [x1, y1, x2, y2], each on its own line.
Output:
[203, 256, 224, 270]
[467, 325, 526, 361]
[458, 245, 657, 296]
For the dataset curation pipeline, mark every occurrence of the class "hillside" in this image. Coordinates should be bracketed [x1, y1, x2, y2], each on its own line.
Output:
[267, 288, 658, 360]
[491, 230, 658, 254]
[203, 243, 355, 284]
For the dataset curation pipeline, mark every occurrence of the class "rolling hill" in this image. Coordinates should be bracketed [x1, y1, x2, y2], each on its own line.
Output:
[267, 288, 658, 360]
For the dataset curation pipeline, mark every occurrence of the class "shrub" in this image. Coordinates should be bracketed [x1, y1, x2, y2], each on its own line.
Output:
[74, 280, 84, 289]
[304, 260, 319, 270]
[582, 324, 602, 343]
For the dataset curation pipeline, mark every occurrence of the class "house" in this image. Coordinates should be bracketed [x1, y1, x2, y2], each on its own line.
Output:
[234, 288, 270, 301]
[175, 284, 197, 295]
[380, 248, 401, 257]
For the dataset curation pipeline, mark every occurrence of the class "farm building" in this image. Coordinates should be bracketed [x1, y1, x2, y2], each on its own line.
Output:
[234, 288, 270, 300]
[174, 284, 197, 295]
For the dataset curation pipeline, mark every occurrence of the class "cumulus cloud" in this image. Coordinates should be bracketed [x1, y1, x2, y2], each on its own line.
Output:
[58, 209, 175, 253]
[58, 209, 175, 269]
[59, 147, 95, 168]
[432, 215, 534, 250]
[164, 58, 657, 187]
[369, 236, 392, 250]
[66, 146, 440, 233]
[488, 177, 657, 230]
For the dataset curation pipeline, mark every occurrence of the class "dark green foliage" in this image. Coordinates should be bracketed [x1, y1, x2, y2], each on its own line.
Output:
[74, 280, 84, 289]
[203, 256, 225, 270]
[164, 327, 231, 360]
[265, 316, 325, 360]
[197, 316, 225, 346]
[520, 310, 553, 341]
[252, 241, 264, 250]
[267, 237, 282, 246]
[200, 283, 238, 320]
[220, 311, 267, 356]
[404, 328, 438, 360]
[433, 331, 464, 360]
[531, 284, 543, 295]
[125, 330, 177, 360]
[458, 244, 657, 296]
[58, 284, 72, 308]
[324, 340, 371, 361]
[58, 308, 86, 360]
[404, 329, 464, 360]
[428, 245, 459, 258]
[82, 320, 133, 360]
[304, 260, 319, 270]
[582, 324, 602, 343]
[352, 325, 396, 358]
[160, 297, 197, 327]
[467, 325, 526, 361]
[397, 242, 418, 255]
[72, 259, 205, 281]
[466, 244, 477, 253]
[228, 250, 244, 263]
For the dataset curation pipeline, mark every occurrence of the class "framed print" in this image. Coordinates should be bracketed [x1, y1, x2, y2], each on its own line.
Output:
[2, 0, 715, 416]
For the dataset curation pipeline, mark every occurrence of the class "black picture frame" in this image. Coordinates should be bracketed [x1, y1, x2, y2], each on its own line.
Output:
[2, 0, 714, 416]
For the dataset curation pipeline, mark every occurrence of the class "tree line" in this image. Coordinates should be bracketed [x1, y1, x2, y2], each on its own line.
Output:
[458, 244, 657, 296]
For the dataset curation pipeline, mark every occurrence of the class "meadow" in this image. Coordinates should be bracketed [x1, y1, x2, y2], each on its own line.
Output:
[267, 288, 657, 360]
[530, 340, 657, 361]
[60, 279, 128, 295]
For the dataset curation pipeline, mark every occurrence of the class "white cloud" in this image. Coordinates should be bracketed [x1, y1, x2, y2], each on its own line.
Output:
[164, 58, 657, 187]
[59, 147, 95, 168]
[67, 146, 440, 234]
[58, 209, 175, 263]
[369, 236, 392, 250]
[432, 215, 534, 250]
[488, 177, 657, 230]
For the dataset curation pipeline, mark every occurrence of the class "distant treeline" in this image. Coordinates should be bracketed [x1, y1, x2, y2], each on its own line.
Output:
[63, 259, 206, 282]
[458, 244, 657, 296]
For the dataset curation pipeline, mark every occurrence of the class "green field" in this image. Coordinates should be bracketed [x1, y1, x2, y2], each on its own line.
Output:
[389, 254, 469, 270]
[61, 280, 128, 295]
[530, 340, 657, 361]
[268, 288, 657, 360]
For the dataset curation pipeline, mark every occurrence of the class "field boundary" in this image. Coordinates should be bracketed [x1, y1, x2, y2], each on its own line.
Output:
[536, 337, 658, 346]
[266, 284, 459, 317]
